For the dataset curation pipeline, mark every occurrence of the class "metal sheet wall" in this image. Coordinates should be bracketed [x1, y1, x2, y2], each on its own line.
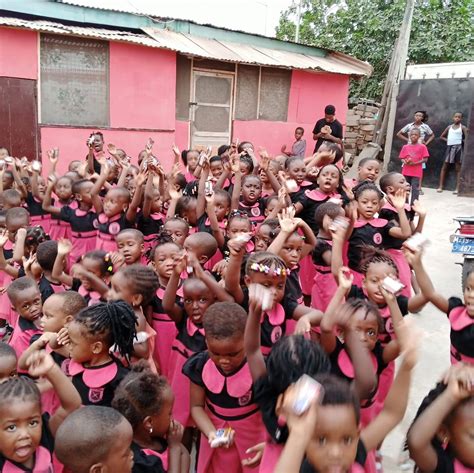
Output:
[389, 78, 474, 193]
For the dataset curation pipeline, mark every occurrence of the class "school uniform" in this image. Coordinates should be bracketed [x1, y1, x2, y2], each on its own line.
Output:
[0, 413, 54, 473]
[95, 212, 134, 253]
[9, 317, 42, 363]
[0, 241, 16, 325]
[71, 279, 106, 306]
[238, 200, 266, 226]
[137, 211, 165, 252]
[49, 200, 75, 241]
[24, 192, 51, 234]
[131, 442, 167, 473]
[311, 238, 338, 312]
[183, 352, 266, 473]
[447, 297, 474, 365]
[65, 356, 129, 407]
[432, 447, 473, 473]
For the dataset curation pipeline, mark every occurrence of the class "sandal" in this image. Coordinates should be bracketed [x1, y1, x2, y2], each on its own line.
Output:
[436, 188, 443, 192]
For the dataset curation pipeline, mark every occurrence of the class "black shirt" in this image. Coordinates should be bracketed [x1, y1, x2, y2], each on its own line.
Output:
[312, 118, 343, 152]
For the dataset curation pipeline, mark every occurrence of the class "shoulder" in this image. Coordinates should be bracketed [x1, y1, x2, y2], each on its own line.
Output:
[182, 351, 209, 385]
[447, 296, 465, 315]
[131, 443, 166, 473]
[348, 284, 365, 299]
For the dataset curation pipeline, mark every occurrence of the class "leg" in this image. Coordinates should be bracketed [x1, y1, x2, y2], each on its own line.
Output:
[438, 162, 448, 192]
[454, 162, 461, 193]
[409, 176, 420, 204]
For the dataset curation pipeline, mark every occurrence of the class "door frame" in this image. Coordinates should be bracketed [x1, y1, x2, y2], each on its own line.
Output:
[190, 68, 235, 149]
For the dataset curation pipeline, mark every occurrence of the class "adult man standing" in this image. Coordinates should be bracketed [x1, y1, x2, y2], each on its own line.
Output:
[312, 104, 343, 152]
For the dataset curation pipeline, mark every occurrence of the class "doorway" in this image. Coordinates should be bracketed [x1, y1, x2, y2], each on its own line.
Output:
[190, 70, 234, 150]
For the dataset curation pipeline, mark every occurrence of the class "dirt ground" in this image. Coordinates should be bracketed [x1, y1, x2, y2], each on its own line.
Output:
[382, 187, 473, 471]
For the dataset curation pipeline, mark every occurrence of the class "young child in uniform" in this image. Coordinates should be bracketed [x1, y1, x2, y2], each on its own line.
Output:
[0, 341, 17, 382]
[183, 302, 266, 473]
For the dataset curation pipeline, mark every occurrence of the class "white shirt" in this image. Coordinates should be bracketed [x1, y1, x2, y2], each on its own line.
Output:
[447, 125, 462, 146]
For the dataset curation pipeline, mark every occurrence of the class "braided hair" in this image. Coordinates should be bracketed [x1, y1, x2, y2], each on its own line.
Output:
[74, 301, 137, 360]
[353, 181, 384, 201]
[82, 250, 114, 276]
[345, 298, 383, 332]
[117, 265, 159, 306]
[359, 246, 399, 277]
[25, 226, 50, 254]
[245, 251, 287, 276]
[112, 361, 170, 429]
[0, 376, 41, 406]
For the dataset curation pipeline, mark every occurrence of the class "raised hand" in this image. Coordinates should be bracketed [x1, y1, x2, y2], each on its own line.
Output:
[167, 419, 184, 446]
[169, 187, 182, 201]
[171, 144, 180, 160]
[47, 148, 59, 165]
[388, 188, 408, 211]
[278, 207, 298, 233]
[26, 350, 56, 378]
[107, 143, 118, 156]
[337, 266, 354, 291]
[0, 229, 9, 248]
[56, 327, 70, 347]
[57, 238, 73, 256]
[412, 199, 426, 217]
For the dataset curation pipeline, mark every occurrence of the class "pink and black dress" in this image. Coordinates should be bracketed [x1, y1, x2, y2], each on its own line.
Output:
[431, 447, 474, 473]
[8, 317, 42, 365]
[238, 200, 266, 227]
[379, 202, 415, 297]
[65, 356, 129, 407]
[49, 199, 75, 241]
[0, 241, 16, 325]
[150, 287, 180, 378]
[95, 212, 134, 253]
[137, 211, 165, 252]
[168, 314, 206, 426]
[310, 238, 337, 312]
[24, 192, 51, 234]
[59, 206, 98, 265]
[348, 218, 395, 286]
[131, 441, 167, 473]
[183, 352, 266, 473]
[0, 413, 54, 473]
[446, 297, 474, 365]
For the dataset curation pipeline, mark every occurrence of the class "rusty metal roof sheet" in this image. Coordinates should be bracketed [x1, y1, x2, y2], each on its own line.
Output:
[0, 16, 372, 77]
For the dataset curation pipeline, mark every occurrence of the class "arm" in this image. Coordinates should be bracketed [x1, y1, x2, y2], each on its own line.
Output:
[162, 259, 185, 323]
[205, 195, 225, 248]
[11, 161, 27, 198]
[18, 332, 57, 370]
[141, 172, 153, 218]
[245, 291, 267, 381]
[439, 126, 450, 142]
[397, 128, 409, 142]
[125, 171, 146, 222]
[224, 239, 246, 303]
[387, 189, 412, 239]
[90, 163, 108, 214]
[298, 219, 317, 257]
[116, 163, 130, 189]
[166, 188, 182, 220]
[411, 200, 427, 234]
[12, 228, 27, 263]
[424, 129, 435, 146]
[196, 165, 210, 220]
[230, 167, 242, 211]
[190, 382, 217, 440]
[42, 180, 61, 216]
[30, 169, 42, 201]
[52, 240, 74, 287]
[192, 258, 233, 302]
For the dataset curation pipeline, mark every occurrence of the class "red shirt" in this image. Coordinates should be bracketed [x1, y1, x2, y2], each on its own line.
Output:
[399, 143, 429, 178]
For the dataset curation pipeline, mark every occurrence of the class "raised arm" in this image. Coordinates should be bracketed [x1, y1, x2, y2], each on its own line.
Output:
[162, 256, 185, 323]
[191, 255, 233, 302]
[141, 172, 154, 218]
[245, 287, 267, 381]
[224, 238, 246, 303]
[42, 177, 61, 216]
[196, 162, 210, 220]
[204, 194, 225, 249]
[90, 162, 108, 214]
[125, 170, 146, 222]
[387, 189, 412, 239]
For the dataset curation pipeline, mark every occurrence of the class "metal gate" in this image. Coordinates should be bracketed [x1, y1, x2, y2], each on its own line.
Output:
[190, 71, 234, 149]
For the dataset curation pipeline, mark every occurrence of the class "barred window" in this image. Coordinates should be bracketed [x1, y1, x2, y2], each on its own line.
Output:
[40, 34, 109, 126]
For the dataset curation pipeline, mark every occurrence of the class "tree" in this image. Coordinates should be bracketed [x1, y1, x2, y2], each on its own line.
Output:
[276, 0, 474, 100]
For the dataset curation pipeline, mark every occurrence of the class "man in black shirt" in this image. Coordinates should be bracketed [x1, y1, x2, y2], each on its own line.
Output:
[312, 104, 344, 152]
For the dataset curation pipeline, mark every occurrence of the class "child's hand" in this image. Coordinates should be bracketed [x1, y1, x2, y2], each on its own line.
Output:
[15, 227, 27, 242]
[0, 229, 9, 248]
[227, 237, 247, 256]
[443, 364, 474, 401]
[107, 143, 118, 156]
[22, 253, 37, 275]
[208, 429, 235, 449]
[212, 259, 228, 278]
[167, 419, 184, 446]
[396, 319, 420, 370]
[401, 245, 422, 266]
[56, 327, 71, 347]
[205, 192, 215, 207]
[347, 200, 358, 223]
[173, 253, 187, 276]
[277, 187, 288, 208]
[280, 144, 287, 153]
[379, 282, 397, 303]
[278, 207, 298, 233]
[57, 238, 73, 256]
[26, 350, 56, 378]
[230, 155, 241, 174]
[172, 144, 180, 160]
[47, 148, 59, 165]
[135, 171, 148, 187]
[412, 199, 426, 217]
[145, 138, 154, 156]
[329, 217, 350, 242]
[109, 251, 125, 269]
[169, 187, 182, 201]
[248, 283, 265, 314]
[241, 442, 265, 468]
[388, 188, 407, 211]
[294, 315, 311, 335]
[35, 332, 57, 349]
[337, 267, 353, 291]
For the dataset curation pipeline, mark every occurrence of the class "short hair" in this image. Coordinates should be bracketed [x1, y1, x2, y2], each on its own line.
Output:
[209, 155, 222, 165]
[82, 250, 113, 276]
[409, 128, 421, 135]
[2, 189, 22, 206]
[285, 156, 305, 170]
[314, 202, 344, 229]
[107, 186, 130, 203]
[7, 276, 38, 302]
[345, 298, 383, 332]
[185, 232, 217, 259]
[242, 174, 261, 188]
[325, 104, 336, 115]
[213, 189, 231, 206]
[379, 172, 400, 193]
[55, 406, 129, 473]
[36, 240, 58, 272]
[116, 228, 144, 244]
[0, 341, 16, 359]
[218, 145, 230, 156]
[72, 179, 92, 194]
[163, 216, 189, 233]
[116, 265, 159, 306]
[203, 302, 247, 340]
[295, 126, 304, 133]
[358, 157, 380, 168]
[50, 291, 87, 317]
[5, 207, 29, 225]
[0, 376, 40, 406]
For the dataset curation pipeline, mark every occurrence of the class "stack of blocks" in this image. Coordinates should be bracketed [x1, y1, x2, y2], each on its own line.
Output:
[344, 103, 380, 159]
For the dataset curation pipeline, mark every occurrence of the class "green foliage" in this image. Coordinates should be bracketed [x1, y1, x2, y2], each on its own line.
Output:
[276, 0, 474, 100]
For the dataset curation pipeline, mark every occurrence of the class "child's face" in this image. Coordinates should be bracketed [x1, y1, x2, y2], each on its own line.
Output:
[67, 321, 95, 363]
[0, 399, 42, 468]
[0, 148, 8, 159]
[241, 177, 262, 204]
[0, 355, 17, 383]
[447, 402, 474, 468]
[13, 287, 42, 322]
[40, 295, 69, 333]
[352, 308, 379, 351]
[322, 210, 345, 234]
[226, 217, 252, 240]
[55, 177, 73, 201]
[387, 173, 410, 194]
[409, 131, 420, 144]
[2, 174, 13, 190]
[453, 113, 462, 124]
[280, 233, 304, 269]
[164, 221, 188, 246]
[363, 262, 398, 306]
[183, 280, 214, 325]
[358, 160, 380, 183]
[154, 244, 182, 280]
[463, 272, 474, 316]
[414, 112, 424, 123]
[116, 233, 143, 265]
[264, 198, 278, 217]
[295, 128, 304, 140]
[150, 191, 162, 213]
[104, 189, 127, 217]
[210, 160, 223, 179]
[36, 177, 46, 198]
[287, 160, 307, 184]
[77, 182, 93, 205]
[306, 404, 359, 472]
[108, 272, 137, 306]
[92, 134, 104, 152]
[357, 190, 381, 219]
[240, 162, 251, 176]
[180, 200, 197, 226]
[245, 271, 286, 305]
[207, 335, 245, 375]
[68, 161, 82, 173]
[187, 151, 199, 171]
[79, 258, 104, 290]
[255, 224, 273, 252]
[7, 217, 29, 243]
[100, 419, 134, 473]
[150, 386, 174, 438]
[213, 195, 230, 222]
[318, 166, 340, 193]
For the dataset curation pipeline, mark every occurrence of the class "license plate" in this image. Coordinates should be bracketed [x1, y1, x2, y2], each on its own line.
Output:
[451, 236, 474, 254]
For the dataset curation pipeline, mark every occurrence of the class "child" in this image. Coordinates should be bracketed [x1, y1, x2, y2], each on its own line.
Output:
[0, 350, 82, 471]
[345, 157, 381, 189]
[232, 172, 266, 227]
[438, 111, 468, 194]
[219, 211, 254, 261]
[46, 175, 74, 241]
[399, 128, 429, 203]
[281, 126, 307, 158]
[55, 405, 134, 473]
[407, 364, 474, 471]
[274, 321, 417, 472]
[407, 247, 474, 364]
[113, 362, 189, 473]
[61, 300, 137, 406]
[108, 264, 159, 367]
[116, 229, 145, 266]
[163, 217, 190, 247]
[43, 178, 98, 264]
[183, 302, 266, 472]
[397, 110, 434, 145]
[0, 341, 17, 382]
[7, 276, 43, 361]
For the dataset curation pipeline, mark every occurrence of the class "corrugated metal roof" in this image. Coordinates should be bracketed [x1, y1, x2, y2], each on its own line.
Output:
[405, 62, 474, 80]
[0, 16, 372, 76]
[143, 27, 371, 76]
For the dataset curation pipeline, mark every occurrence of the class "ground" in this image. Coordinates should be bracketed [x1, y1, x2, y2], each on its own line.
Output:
[381, 187, 473, 471]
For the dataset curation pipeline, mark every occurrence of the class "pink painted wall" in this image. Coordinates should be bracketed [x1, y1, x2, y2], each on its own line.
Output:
[0, 27, 38, 80]
[40, 127, 176, 175]
[109, 43, 176, 130]
[175, 120, 190, 151]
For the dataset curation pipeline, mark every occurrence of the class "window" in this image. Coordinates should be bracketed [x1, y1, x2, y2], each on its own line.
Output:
[40, 34, 109, 126]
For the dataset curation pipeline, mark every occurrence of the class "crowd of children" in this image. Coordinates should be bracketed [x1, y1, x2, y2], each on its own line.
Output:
[0, 125, 472, 473]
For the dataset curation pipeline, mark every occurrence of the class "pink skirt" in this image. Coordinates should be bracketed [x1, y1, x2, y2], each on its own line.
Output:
[30, 214, 51, 234]
[49, 220, 72, 241]
[0, 273, 15, 324]
[70, 231, 97, 265]
[96, 234, 117, 253]
[259, 440, 283, 473]
[151, 314, 177, 378]
[387, 249, 412, 298]
[299, 254, 316, 296]
[311, 271, 338, 312]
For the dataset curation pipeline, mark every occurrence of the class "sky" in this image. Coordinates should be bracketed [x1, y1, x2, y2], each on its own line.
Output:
[65, 0, 296, 37]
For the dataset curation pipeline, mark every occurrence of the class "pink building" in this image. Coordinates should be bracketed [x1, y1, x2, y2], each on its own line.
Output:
[0, 2, 371, 173]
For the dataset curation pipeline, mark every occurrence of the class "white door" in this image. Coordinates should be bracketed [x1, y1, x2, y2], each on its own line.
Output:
[190, 71, 234, 149]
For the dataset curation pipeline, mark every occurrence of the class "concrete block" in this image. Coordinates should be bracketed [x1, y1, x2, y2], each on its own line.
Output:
[359, 118, 376, 125]
[345, 132, 360, 139]
[354, 104, 379, 114]
[360, 124, 375, 132]
[346, 116, 360, 127]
